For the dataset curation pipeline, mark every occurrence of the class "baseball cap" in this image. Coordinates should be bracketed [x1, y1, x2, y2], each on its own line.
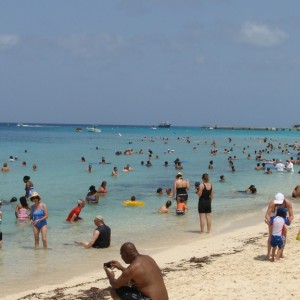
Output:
[274, 193, 284, 205]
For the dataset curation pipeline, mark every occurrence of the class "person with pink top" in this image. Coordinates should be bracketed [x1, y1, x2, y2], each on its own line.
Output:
[15, 196, 30, 221]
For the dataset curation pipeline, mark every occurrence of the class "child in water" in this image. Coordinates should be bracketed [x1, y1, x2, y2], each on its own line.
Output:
[159, 200, 172, 214]
[176, 198, 188, 215]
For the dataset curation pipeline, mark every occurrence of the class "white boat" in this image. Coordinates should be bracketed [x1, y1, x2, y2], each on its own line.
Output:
[151, 126, 157, 130]
[86, 126, 101, 133]
[158, 121, 171, 128]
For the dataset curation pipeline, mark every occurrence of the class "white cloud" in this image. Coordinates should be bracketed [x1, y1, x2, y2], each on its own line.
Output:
[0, 34, 20, 50]
[239, 22, 288, 47]
[58, 33, 127, 58]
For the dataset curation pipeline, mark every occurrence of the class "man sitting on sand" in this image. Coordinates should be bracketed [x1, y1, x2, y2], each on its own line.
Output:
[77, 215, 111, 249]
[104, 242, 169, 300]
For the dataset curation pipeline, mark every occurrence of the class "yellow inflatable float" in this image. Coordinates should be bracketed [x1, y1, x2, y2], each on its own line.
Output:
[123, 200, 145, 207]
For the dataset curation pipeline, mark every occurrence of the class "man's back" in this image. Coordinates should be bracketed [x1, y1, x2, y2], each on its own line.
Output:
[127, 255, 168, 300]
[275, 163, 285, 171]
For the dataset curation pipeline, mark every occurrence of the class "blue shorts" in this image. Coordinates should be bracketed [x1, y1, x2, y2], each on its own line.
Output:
[176, 210, 185, 215]
[271, 235, 285, 249]
[115, 286, 151, 300]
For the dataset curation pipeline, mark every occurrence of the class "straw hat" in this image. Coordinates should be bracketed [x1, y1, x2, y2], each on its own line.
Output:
[30, 192, 41, 201]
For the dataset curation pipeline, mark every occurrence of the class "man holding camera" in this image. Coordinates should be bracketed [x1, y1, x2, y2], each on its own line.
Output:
[104, 242, 168, 300]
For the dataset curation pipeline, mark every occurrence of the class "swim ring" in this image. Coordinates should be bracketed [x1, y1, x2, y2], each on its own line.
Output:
[123, 200, 144, 207]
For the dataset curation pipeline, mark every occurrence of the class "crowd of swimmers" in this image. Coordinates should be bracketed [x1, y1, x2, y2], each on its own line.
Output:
[1, 137, 300, 259]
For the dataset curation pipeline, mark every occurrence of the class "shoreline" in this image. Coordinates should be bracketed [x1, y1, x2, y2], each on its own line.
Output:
[4, 210, 300, 300]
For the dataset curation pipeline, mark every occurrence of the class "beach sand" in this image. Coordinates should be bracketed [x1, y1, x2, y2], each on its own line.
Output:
[3, 213, 300, 300]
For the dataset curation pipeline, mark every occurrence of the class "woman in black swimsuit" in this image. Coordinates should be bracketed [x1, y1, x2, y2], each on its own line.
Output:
[173, 172, 190, 204]
[197, 173, 213, 233]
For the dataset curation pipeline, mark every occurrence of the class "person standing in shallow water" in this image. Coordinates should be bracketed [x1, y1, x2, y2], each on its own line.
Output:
[29, 192, 48, 249]
[173, 172, 189, 204]
[197, 173, 213, 233]
[23, 175, 34, 198]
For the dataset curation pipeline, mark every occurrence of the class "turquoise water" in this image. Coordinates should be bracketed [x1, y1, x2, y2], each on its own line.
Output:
[1, 123, 300, 295]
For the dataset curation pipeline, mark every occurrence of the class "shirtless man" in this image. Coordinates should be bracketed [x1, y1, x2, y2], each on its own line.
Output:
[104, 242, 168, 300]
[265, 193, 294, 259]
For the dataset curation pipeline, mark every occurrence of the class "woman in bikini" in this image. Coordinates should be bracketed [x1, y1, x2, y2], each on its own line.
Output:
[86, 185, 100, 203]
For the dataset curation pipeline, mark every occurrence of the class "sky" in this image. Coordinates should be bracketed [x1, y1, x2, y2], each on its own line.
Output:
[1, 0, 300, 127]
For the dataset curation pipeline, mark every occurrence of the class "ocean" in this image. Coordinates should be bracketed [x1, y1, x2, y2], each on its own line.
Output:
[1, 123, 300, 296]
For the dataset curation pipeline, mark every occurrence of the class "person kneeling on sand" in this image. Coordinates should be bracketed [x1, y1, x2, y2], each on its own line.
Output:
[77, 215, 110, 249]
[104, 242, 169, 300]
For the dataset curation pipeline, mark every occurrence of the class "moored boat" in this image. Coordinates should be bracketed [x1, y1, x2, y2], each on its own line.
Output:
[158, 121, 171, 128]
[86, 126, 101, 133]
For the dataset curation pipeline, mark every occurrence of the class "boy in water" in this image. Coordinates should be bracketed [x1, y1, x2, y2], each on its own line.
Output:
[176, 198, 188, 215]
[269, 207, 290, 262]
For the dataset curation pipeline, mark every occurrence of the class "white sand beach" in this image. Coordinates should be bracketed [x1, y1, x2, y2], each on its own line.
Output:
[3, 212, 300, 300]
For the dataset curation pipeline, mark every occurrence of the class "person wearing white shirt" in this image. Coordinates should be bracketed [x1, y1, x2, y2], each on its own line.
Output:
[286, 159, 294, 172]
[274, 160, 285, 172]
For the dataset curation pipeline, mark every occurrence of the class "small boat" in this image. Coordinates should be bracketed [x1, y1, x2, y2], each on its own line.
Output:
[75, 128, 82, 132]
[86, 126, 101, 133]
[158, 121, 171, 128]
[151, 126, 157, 130]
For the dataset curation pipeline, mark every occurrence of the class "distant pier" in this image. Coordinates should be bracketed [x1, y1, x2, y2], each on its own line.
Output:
[205, 126, 299, 131]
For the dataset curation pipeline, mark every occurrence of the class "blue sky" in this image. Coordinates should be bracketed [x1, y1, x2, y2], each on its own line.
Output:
[1, 0, 299, 127]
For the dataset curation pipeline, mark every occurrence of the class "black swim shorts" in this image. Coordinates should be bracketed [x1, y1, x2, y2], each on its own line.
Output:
[0, 231, 2, 241]
[115, 286, 151, 300]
